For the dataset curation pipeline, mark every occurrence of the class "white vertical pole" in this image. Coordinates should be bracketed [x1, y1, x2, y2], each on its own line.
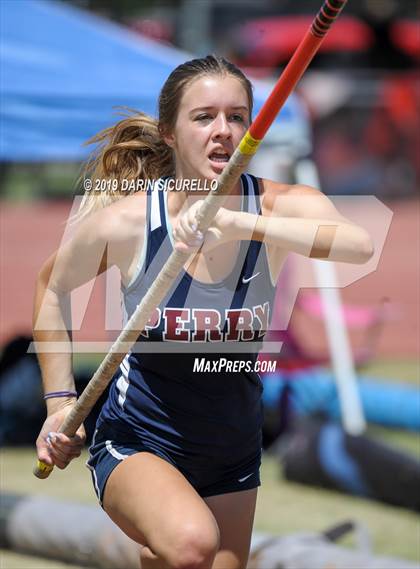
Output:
[294, 158, 366, 435]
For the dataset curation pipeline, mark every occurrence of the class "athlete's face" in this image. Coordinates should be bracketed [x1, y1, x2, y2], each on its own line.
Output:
[165, 75, 250, 182]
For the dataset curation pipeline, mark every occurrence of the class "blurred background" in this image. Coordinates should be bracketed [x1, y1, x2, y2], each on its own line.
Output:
[0, 1, 419, 568]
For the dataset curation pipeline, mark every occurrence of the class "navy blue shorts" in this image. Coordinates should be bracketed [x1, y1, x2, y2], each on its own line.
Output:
[86, 420, 261, 505]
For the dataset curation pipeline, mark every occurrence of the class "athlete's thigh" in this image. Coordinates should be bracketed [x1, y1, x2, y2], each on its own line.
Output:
[103, 452, 219, 553]
[204, 488, 258, 569]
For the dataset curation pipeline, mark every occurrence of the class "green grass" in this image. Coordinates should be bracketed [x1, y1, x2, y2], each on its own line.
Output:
[0, 551, 84, 569]
[358, 359, 419, 385]
[367, 425, 420, 457]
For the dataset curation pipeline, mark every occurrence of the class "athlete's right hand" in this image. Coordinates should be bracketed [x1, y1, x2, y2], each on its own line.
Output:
[36, 404, 86, 470]
[173, 199, 234, 253]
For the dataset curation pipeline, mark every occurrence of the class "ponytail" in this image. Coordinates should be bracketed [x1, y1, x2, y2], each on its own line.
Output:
[77, 109, 173, 220]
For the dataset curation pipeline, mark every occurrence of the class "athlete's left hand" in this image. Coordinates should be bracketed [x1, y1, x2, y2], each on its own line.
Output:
[173, 199, 235, 253]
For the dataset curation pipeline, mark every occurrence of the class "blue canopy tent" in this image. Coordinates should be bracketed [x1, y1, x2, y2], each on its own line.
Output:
[0, 0, 309, 161]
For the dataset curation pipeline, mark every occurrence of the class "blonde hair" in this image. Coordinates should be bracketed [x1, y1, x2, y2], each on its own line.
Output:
[77, 55, 253, 219]
[78, 110, 173, 219]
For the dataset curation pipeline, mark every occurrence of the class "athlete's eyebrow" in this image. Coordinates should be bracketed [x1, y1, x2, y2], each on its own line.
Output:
[189, 106, 248, 114]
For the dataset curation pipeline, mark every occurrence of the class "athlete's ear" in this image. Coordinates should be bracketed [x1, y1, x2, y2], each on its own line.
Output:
[163, 134, 175, 148]
[159, 125, 175, 148]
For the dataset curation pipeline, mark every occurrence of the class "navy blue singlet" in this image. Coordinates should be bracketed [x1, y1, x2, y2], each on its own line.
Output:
[88, 173, 276, 500]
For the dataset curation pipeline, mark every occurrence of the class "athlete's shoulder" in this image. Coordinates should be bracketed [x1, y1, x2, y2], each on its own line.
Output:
[257, 177, 318, 197]
[254, 177, 326, 218]
[84, 191, 147, 244]
[255, 177, 306, 213]
[256, 177, 345, 220]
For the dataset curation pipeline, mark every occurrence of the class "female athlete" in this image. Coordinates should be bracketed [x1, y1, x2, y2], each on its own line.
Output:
[34, 55, 373, 569]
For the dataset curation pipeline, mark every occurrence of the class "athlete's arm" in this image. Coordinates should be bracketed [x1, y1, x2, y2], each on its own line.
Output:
[234, 180, 374, 264]
[173, 182, 373, 264]
[34, 194, 146, 469]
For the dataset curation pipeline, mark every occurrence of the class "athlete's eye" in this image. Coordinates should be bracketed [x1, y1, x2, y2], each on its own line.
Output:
[230, 114, 245, 122]
[195, 114, 212, 122]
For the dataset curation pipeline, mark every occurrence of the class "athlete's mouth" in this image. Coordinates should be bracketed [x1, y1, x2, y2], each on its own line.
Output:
[208, 152, 230, 163]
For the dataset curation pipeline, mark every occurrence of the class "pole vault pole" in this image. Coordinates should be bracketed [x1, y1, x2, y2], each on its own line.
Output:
[34, 0, 349, 478]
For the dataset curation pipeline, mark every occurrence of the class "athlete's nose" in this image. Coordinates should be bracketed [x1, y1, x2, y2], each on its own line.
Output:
[212, 114, 231, 140]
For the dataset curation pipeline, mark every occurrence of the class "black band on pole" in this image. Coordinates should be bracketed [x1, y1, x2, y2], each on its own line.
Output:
[312, 0, 347, 38]
[329, 0, 346, 10]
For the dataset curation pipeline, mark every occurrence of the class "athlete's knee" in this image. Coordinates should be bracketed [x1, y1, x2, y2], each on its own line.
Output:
[168, 522, 220, 569]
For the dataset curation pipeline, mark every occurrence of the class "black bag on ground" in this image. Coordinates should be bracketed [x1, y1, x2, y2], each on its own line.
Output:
[281, 418, 420, 511]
